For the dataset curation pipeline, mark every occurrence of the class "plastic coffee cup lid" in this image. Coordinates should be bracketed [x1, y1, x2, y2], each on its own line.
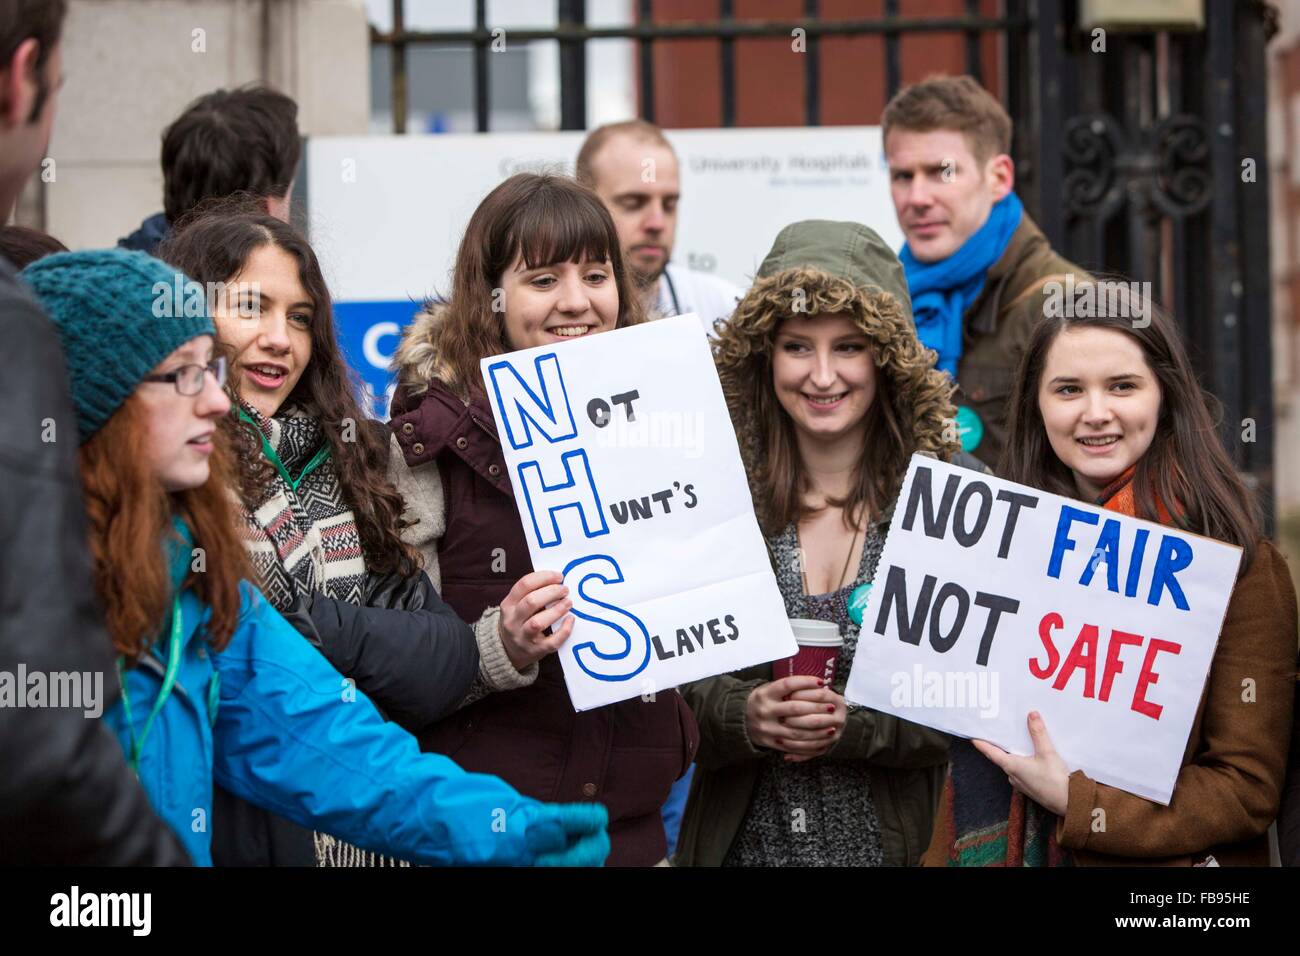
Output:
[788, 618, 843, 646]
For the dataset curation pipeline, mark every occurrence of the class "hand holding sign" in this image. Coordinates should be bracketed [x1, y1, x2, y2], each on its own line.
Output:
[498, 570, 574, 671]
[973, 711, 1070, 815]
[845, 455, 1243, 805]
[480, 314, 797, 710]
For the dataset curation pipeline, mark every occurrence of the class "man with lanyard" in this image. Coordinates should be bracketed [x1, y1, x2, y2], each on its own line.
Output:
[885, 75, 1086, 468]
[577, 119, 744, 335]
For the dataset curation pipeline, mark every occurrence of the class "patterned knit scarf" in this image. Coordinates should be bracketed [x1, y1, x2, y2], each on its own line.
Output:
[236, 401, 367, 611]
[933, 467, 1176, 866]
[234, 401, 408, 868]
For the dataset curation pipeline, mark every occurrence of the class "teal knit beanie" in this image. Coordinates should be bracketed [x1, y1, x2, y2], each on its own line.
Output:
[22, 249, 216, 443]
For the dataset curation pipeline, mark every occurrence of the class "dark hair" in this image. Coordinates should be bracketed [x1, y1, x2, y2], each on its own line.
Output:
[0, 223, 66, 268]
[161, 86, 301, 224]
[158, 200, 420, 579]
[714, 267, 958, 536]
[398, 173, 644, 399]
[0, 0, 67, 121]
[999, 282, 1261, 566]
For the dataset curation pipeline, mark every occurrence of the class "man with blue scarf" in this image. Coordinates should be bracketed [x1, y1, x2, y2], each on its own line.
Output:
[886, 75, 1085, 467]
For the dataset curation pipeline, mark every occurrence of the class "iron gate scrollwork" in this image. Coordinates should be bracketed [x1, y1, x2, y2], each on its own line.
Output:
[373, 0, 1278, 528]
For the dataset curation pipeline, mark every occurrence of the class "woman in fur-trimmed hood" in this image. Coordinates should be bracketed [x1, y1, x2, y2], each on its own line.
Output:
[677, 220, 969, 867]
[714, 222, 963, 537]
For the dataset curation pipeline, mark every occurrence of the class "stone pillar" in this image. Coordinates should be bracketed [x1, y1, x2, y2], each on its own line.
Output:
[22, 0, 369, 248]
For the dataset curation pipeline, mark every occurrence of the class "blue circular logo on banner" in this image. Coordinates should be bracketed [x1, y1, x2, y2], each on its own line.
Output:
[955, 405, 984, 453]
[847, 582, 873, 627]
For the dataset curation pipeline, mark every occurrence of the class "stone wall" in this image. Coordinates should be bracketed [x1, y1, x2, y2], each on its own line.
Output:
[17, 0, 369, 248]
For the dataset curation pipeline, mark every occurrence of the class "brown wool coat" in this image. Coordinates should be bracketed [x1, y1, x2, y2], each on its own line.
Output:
[923, 539, 1298, 866]
[954, 213, 1085, 470]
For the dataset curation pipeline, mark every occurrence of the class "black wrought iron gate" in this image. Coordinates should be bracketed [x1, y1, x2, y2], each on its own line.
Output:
[374, 0, 1278, 527]
[1025, 0, 1277, 531]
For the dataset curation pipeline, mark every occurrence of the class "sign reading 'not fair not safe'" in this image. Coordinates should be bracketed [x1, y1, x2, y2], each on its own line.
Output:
[845, 455, 1243, 805]
[480, 314, 797, 711]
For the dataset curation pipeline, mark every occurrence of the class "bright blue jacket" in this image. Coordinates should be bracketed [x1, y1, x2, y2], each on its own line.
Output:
[103, 576, 560, 866]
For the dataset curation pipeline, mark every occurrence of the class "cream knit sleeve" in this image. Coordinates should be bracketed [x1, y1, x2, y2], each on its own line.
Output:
[388, 434, 445, 590]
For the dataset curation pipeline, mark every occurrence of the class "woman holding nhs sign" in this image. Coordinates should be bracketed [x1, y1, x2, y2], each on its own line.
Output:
[388, 173, 697, 867]
[924, 285, 1296, 866]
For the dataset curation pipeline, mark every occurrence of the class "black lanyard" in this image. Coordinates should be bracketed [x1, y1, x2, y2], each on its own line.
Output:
[662, 269, 682, 316]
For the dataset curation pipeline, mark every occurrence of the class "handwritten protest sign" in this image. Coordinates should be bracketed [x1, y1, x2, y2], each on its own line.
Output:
[480, 314, 797, 711]
[844, 455, 1243, 804]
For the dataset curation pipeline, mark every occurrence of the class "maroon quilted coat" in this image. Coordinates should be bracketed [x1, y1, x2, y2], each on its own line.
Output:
[389, 376, 698, 867]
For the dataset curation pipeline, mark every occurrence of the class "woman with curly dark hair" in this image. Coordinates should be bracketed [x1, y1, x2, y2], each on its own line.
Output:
[159, 204, 492, 867]
[676, 220, 969, 866]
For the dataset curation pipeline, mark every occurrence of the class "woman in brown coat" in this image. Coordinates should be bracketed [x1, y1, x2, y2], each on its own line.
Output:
[925, 286, 1297, 866]
[387, 173, 697, 867]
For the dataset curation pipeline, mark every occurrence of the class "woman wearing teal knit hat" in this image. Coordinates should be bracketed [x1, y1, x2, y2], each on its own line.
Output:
[21, 248, 610, 867]
[158, 204, 512, 867]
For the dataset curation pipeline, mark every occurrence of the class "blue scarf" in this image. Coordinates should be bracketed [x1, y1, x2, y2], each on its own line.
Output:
[899, 192, 1023, 376]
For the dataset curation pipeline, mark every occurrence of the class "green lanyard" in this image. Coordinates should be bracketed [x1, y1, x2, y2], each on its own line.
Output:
[116, 593, 183, 775]
[238, 408, 331, 492]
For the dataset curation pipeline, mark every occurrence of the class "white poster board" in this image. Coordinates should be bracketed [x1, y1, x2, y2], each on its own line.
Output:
[304, 127, 901, 416]
[844, 455, 1243, 805]
[479, 314, 797, 710]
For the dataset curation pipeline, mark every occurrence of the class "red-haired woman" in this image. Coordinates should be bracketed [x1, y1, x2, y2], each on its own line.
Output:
[389, 173, 698, 866]
[161, 204, 491, 865]
[21, 247, 608, 868]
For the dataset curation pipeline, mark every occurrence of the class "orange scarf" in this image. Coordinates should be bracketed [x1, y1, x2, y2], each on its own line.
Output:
[1096, 465, 1179, 524]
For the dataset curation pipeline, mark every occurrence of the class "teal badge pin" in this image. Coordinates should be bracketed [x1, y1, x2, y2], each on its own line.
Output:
[847, 582, 873, 627]
[955, 405, 984, 453]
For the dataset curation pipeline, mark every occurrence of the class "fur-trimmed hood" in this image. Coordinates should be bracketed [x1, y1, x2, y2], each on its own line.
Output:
[391, 303, 455, 408]
[713, 220, 960, 500]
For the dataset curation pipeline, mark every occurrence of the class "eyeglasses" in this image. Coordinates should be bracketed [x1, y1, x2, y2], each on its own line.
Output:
[141, 356, 228, 396]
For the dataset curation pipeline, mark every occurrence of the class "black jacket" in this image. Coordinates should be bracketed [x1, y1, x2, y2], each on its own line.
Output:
[211, 566, 480, 865]
[294, 569, 479, 730]
[0, 255, 190, 865]
[117, 211, 169, 255]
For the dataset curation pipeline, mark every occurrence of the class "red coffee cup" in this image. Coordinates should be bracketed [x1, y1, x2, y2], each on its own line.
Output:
[772, 619, 843, 684]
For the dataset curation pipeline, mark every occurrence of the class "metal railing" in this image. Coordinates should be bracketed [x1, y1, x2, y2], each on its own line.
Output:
[367, 1, 1279, 529]
[371, 0, 1026, 133]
